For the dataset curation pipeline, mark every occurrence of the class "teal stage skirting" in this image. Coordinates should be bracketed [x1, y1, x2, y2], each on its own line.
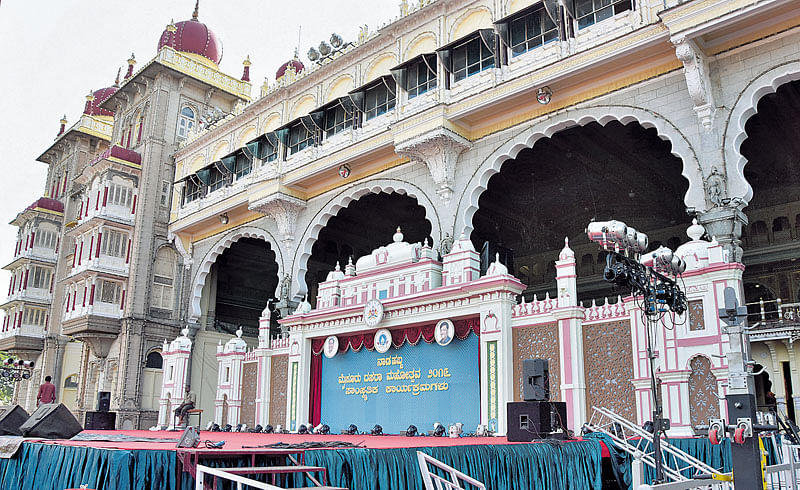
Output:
[0, 437, 778, 490]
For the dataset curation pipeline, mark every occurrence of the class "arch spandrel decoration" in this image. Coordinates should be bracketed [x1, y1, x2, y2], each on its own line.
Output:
[189, 226, 285, 323]
[293, 179, 442, 299]
[455, 106, 704, 237]
[723, 61, 800, 205]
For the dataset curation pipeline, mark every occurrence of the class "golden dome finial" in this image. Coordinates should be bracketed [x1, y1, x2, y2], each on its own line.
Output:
[114, 67, 121, 87]
[192, 0, 199, 20]
[85, 90, 95, 102]
[60, 114, 68, 125]
[166, 19, 177, 33]
[242, 55, 251, 67]
[128, 53, 136, 65]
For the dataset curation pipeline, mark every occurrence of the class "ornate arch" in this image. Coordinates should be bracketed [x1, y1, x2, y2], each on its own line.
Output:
[455, 105, 704, 236]
[723, 61, 800, 204]
[293, 179, 442, 297]
[188, 226, 285, 323]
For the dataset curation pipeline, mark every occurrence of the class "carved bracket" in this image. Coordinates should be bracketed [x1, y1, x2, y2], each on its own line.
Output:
[248, 192, 306, 248]
[673, 36, 715, 130]
[394, 128, 470, 203]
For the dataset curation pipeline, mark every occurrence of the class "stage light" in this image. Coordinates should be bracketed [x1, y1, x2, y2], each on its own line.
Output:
[433, 423, 445, 437]
[307, 47, 320, 61]
[319, 424, 330, 435]
[205, 421, 215, 431]
[405, 425, 418, 437]
[275, 424, 283, 433]
[642, 420, 654, 434]
[344, 424, 358, 435]
[449, 423, 463, 438]
[210, 423, 221, 432]
[251, 424, 263, 433]
[298, 424, 308, 434]
[4, 358, 14, 366]
[370, 424, 383, 436]
[263, 424, 274, 434]
[476, 424, 492, 437]
[21, 371, 30, 380]
[318, 41, 332, 57]
[330, 33, 344, 48]
[223, 424, 232, 432]
[313, 423, 324, 434]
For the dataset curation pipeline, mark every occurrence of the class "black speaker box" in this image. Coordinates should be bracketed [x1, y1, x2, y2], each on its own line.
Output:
[0, 405, 29, 436]
[19, 403, 82, 439]
[506, 400, 567, 442]
[522, 359, 550, 401]
[85, 411, 116, 430]
[97, 391, 111, 412]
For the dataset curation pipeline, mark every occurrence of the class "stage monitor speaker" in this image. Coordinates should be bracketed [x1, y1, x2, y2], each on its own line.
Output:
[19, 403, 82, 439]
[480, 242, 514, 277]
[85, 411, 116, 430]
[522, 359, 549, 401]
[506, 400, 567, 442]
[97, 391, 111, 412]
[0, 405, 29, 436]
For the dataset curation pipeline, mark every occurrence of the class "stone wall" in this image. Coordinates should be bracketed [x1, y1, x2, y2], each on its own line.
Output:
[270, 354, 288, 426]
[512, 323, 560, 402]
[582, 319, 636, 421]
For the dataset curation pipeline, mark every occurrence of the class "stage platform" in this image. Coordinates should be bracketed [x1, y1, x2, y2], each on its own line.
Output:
[0, 430, 609, 490]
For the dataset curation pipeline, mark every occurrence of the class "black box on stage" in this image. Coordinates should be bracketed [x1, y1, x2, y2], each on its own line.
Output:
[506, 400, 567, 442]
[0, 405, 29, 436]
[85, 411, 116, 430]
[19, 403, 83, 439]
[522, 359, 549, 401]
[97, 391, 111, 412]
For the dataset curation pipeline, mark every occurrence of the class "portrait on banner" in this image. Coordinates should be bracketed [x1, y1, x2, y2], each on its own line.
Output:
[435, 319, 454, 346]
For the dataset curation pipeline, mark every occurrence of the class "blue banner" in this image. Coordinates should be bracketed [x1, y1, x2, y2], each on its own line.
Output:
[321, 334, 480, 434]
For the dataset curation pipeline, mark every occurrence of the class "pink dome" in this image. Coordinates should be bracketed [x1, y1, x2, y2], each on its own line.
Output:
[83, 87, 118, 117]
[157, 17, 222, 65]
[276, 59, 304, 80]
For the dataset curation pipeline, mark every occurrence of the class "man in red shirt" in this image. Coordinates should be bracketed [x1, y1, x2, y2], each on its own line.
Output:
[36, 376, 56, 406]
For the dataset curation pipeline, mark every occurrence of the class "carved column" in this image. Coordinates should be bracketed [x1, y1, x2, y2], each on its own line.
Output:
[248, 192, 306, 252]
[395, 128, 470, 204]
[673, 36, 716, 130]
[697, 205, 748, 263]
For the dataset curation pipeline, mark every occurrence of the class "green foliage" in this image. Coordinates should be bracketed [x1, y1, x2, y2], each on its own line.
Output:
[0, 351, 17, 405]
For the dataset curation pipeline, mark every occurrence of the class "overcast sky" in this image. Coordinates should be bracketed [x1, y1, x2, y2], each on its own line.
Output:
[0, 0, 399, 296]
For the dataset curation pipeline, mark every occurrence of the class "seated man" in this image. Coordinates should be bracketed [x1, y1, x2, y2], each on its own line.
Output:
[174, 385, 196, 427]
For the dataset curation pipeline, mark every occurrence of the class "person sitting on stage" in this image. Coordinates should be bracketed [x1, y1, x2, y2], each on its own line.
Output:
[36, 376, 56, 407]
[174, 385, 196, 427]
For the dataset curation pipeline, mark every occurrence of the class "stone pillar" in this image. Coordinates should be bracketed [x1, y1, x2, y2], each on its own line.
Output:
[255, 308, 274, 426]
[214, 329, 247, 426]
[157, 328, 192, 428]
[697, 205, 748, 263]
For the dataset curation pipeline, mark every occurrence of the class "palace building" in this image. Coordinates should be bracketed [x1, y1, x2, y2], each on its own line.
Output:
[3, 0, 800, 432]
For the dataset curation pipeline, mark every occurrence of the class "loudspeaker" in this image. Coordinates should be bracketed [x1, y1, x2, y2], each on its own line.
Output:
[506, 400, 567, 442]
[0, 405, 29, 436]
[522, 359, 549, 401]
[84, 411, 116, 430]
[97, 391, 111, 412]
[19, 403, 82, 439]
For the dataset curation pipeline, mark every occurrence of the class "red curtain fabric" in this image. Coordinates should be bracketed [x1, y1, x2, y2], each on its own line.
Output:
[308, 350, 322, 426]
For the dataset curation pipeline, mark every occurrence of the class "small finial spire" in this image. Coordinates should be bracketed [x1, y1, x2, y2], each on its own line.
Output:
[166, 19, 177, 33]
[192, 0, 199, 20]
[114, 67, 121, 87]
[241, 55, 251, 82]
[125, 53, 136, 79]
[335, 261, 341, 271]
[85, 89, 95, 102]
[57, 115, 67, 137]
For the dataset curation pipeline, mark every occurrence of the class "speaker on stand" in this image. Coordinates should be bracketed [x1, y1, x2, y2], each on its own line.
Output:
[0, 405, 29, 436]
[19, 403, 83, 439]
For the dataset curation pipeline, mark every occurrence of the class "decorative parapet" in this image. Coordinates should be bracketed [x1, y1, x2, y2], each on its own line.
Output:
[512, 293, 557, 318]
[75, 114, 114, 140]
[583, 296, 627, 323]
[270, 335, 291, 351]
[156, 47, 251, 101]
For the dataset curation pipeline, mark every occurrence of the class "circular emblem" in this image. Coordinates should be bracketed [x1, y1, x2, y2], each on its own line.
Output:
[338, 164, 351, 179]
[363, 299, 384, 327]
[536, 86, 552, 105]
[435, 319, 455, 346]
[323, 336, 339, 358]
[374, 328, 392, 353]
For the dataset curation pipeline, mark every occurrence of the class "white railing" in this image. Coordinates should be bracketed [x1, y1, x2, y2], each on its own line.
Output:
[195, 465, 282, 490]
[417, 451, 486, 490]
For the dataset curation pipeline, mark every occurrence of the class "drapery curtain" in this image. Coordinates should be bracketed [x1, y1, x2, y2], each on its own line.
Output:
[309, 352, 322, 426]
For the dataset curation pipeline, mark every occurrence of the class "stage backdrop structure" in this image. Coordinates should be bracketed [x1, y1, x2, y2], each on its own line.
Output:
[192, 220, 746, 436]
[157, 328, 192, 429]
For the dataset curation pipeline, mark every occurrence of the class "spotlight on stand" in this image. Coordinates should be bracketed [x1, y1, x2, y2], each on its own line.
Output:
[307, 47, 320, 62]
[370, 424, 383, 436]
[330, 33, 344, 48]
[275, 424, 284, 434]
[263, 424, 274, 434]
[405, 425, 418, 437]
[234, 423, 243, 432]
[4, 358, 15, 366]
[17, 360, 34, 369]
[318, 41, 332, 57]
[210, 423, 221, 432]
[251, 424, 263, 433]
[318, 424, 330, 435]
[223, 424, 232, 432]
[432, 422, 445, 437]
[343, 424, 358, 435]
[449, 423, 463, 438]
[205, 421, 215, 431]
[297, 424, 309, 435]
[476, 424, 493, 437]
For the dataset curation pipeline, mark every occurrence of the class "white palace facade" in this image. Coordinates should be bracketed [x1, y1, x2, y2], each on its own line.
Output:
[3, 0, 800, 431]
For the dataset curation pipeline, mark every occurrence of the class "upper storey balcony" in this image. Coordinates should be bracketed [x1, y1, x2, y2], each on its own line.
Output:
[0, 304, 47, 353]
[7, 198, 63, 269]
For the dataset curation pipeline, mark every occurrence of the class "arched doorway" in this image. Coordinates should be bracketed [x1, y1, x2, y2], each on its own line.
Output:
[141, 350, 163, 411]
[470, 121, 688, 302]
[304, 192, 433, 304]
[206, 238, 279, 337]
[739, 79, 800, 304]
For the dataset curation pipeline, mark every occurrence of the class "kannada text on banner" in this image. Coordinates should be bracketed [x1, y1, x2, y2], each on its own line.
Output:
[320, 334, 479, 434]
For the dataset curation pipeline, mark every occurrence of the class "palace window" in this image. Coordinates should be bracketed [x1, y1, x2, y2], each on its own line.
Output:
[452, 35, 494, 82]
[406, 55, 437, 98]
[208, 166, 228, 192]
[323, 100, 355, 137]
[101, 229, 127, 259]
[287, 121, 314, 155]
[183, 178, 203, 204]
[33, 228, 57, 250]
[508, 6, 558, 56]
[160, 181, 170, 207]
[145, 351, 163, 369]
[234, 153, 251, 180]
[151, 248, 176, 311]
[98, 279, 122, 305]
[108, 182, 134, 208]
[23, 308, 46, 327]
[30, 266, 52, 290]
[177, 106, 196, 140]
[572, 0, 632, 29]
[364, 78, 396, 120]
